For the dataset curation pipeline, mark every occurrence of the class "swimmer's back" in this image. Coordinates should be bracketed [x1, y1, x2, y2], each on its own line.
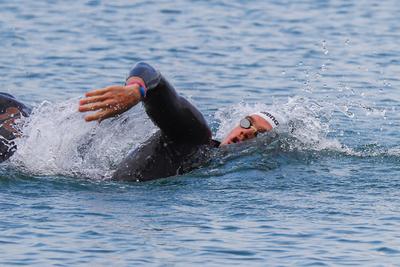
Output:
[113, 62, 213, 182]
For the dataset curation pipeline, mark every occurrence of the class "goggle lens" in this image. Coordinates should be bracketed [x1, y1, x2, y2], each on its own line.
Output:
[239, 117, 252, 129]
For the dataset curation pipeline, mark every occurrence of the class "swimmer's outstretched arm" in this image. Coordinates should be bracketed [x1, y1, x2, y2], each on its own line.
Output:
[79, 62, 211, 145]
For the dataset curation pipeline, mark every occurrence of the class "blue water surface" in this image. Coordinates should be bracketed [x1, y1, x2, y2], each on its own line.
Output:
[1, 0, 400, 266]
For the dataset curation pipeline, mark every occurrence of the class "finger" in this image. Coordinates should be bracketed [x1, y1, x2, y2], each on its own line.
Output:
[79, 100, 115, 112]
[79, 94, 109, 105]
[98, 109, 119, 122]
[85, 85, 119, 97]
[84, 110, 107, 122]
[84, 108, 116, 122]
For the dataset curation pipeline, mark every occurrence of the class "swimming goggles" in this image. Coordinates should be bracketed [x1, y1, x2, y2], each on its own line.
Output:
[239, 116, 258, 135]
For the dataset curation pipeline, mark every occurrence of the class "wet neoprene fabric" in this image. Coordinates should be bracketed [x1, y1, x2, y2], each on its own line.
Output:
[112, 62, 216, 182]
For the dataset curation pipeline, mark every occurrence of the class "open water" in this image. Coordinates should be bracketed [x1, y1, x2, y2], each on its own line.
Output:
[1, 0, 400, 266]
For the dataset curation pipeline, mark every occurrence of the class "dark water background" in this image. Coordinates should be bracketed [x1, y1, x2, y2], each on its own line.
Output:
[1, 0, 400, 266]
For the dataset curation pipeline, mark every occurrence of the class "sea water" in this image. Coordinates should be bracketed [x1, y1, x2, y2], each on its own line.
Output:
[1, 0, 399, 265]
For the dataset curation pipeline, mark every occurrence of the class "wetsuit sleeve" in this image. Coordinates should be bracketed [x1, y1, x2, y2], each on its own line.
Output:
[127, 62, 212, 145]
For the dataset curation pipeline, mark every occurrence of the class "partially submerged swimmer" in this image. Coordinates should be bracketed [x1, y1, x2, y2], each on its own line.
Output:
[0, 93, 31, 161]
[78, 62, 285, 181]
[0, 62, 284, 181]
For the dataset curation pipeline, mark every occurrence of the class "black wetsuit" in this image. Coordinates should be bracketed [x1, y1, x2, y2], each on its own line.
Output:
[112, 62, 219, 182]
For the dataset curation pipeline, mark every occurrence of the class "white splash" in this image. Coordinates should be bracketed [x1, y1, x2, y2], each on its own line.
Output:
[8, 95, 391, 180]
[10, 98, 156, 179]
[214, 96, 344, 152]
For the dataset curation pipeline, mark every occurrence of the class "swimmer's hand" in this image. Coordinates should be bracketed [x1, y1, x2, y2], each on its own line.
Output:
[78, 84, 141, 122]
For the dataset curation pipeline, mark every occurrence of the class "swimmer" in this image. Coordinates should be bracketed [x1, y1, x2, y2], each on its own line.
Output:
[0, 62, 283, 181]
[0, 93, 31, 162]
[79, 62, 285, 181]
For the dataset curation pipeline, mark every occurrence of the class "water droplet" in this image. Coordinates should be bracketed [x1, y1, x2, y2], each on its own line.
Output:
[321, 40, 329, 55]
[346, 111, 354, 118]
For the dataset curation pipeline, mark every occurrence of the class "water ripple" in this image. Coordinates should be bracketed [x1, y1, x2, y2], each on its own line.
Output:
[1, 0, 400, 266]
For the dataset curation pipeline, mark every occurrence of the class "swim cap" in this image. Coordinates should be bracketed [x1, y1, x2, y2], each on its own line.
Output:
[251, 111, 285, 129]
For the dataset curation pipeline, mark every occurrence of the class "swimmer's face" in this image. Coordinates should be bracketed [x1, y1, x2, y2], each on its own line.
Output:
[220, 114, 272, 146]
